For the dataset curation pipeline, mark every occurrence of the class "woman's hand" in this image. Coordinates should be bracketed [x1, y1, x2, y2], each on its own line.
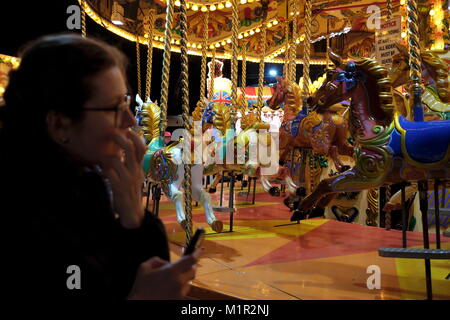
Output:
[100, 129, 147, 229]
[128, 251, 200, 300]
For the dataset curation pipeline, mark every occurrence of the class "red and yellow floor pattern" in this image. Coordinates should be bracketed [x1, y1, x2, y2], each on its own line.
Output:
[151, 183, 450, 300]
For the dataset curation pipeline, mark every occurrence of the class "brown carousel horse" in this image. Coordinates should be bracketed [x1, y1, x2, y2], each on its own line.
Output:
[294, 51, 450, 219]
[268, 76, 354, 174]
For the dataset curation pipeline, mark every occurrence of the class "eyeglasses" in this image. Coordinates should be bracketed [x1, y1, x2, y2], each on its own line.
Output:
[83, 94, 131, 127]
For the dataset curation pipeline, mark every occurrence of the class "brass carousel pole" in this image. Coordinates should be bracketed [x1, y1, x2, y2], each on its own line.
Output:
[240, 40, 247, 98]
[136, 35, 142, 100]
[209, 48, 216, 100]
[302, 0, 312, 98]
[230, 0, 239, 115]
[200, 12, 209, 106]
[179, 0, 193, 242]
[283, 7, 290, 79]
[145, 9, 155, 102]
[407, 0, 424, 121]
[81, 0, 86, 38]
[159, 0, 175, 135]
[257, 21, 267, 120]
[289, 0, 298, 83]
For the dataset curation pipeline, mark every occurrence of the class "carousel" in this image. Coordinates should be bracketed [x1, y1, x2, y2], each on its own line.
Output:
[2, 0, 449, 300]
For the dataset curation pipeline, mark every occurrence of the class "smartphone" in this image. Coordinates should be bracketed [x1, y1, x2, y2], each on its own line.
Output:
[184, 228, 205, 256]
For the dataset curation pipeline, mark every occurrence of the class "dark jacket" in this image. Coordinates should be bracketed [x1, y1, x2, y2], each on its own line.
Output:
[1, 145, 169, 299]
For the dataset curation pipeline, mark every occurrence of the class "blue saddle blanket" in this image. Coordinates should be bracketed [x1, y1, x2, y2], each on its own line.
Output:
[389, 115, 450, 164]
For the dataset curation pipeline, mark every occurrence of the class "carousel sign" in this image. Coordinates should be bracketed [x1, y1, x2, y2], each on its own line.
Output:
[375, 16, 401, 69]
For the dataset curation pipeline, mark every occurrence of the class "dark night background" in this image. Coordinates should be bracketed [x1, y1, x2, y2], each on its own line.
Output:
[0, 0, 326, 115]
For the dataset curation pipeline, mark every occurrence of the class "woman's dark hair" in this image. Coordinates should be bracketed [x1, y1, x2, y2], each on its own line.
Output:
[0, 34, 128, 157]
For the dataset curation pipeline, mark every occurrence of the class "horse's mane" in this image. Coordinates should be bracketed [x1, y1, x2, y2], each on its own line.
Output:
[355, 57, 395, 123]
[421, 51, 450, 103]
[286, 80, 302, 115]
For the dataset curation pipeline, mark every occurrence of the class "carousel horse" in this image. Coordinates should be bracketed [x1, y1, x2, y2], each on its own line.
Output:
[268, 76, 354, 174]
[295, 51, 450, 216]
[199, 101, 300, 197]
[390, 44, 450, 120]
[137, 96, 224, 233]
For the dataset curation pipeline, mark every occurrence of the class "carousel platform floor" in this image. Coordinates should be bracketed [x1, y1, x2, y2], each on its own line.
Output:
[147, 183, 450, 300]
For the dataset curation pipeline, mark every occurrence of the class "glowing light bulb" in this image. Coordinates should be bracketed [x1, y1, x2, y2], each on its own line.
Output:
[192, 4, 199, 11]
[218, 3, 224, 10]
[401, 32, 407, 38]
[244, 32, 249, 37]
[210, 4, 217, 11]
[210, 44, 215, 49]
[215, 42, 221, 47]
[174, 0, 181, 6]
[267, 22, 273, 28]
[273, 20, 278, 25]
[249, 30, 255, 35]
[255, 28, 260, 33]
[430, 9, 435, 16]
[238, 34, 243, 39]
[227, 39, 232, 43]
[400, 0, 405, 5]
[201, 6, 208, 12]
[240, 0, 247, 4]
[225, 1, 232, 8]
[197, 44, 202, 49]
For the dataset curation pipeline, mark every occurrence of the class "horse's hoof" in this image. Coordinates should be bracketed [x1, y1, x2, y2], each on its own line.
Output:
[296, 187, 306, 197]
[338, 165, 351, 173]
[290, 210, 308, 221]
[269, 186, 280, 197]
[242, 180, 248, 188]
[208, 187, 217, 193]
[211, 220, 223, 233]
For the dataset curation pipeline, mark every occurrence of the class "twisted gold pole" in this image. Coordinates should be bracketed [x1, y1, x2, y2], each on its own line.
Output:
[81, 0, 86, 38]
[302, 0, 312, 97]
[366, 189, 379, 227]
[289, 0, 298, 83]
[145, 9, 155, 102]
[387, 0, 392, 20]
[407, 0, 423, 121]
[200, 12, 209, 105]
[230, 0, 239, 115]
[209, 48, 216, 100]
[136, 35, 142, 99]
[283, 19, 290, 78]
[326, 19, 330, 69]
[159, 0, 175, 135]
[240, 40, 247, 97]
[385, 186, 392, 229]
[257, 22, 267, 120]
[179, 0, 193, 243]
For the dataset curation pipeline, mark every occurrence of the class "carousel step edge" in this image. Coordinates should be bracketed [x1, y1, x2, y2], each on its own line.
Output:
[379, 248, 450, 259]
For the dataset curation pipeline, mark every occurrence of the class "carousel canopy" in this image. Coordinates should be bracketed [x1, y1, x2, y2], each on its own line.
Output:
[80, 0, 446, 65]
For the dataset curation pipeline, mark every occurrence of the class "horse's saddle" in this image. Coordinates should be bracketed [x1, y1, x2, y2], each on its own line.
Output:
[390, 115, 450, 165]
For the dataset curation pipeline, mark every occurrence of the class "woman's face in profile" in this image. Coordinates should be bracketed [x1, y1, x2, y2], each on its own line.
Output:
[64, 66, 135, 164]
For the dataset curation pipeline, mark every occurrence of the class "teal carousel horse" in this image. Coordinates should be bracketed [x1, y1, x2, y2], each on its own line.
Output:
[294, 51, 450, 217]
[137, 95, 224, 233]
